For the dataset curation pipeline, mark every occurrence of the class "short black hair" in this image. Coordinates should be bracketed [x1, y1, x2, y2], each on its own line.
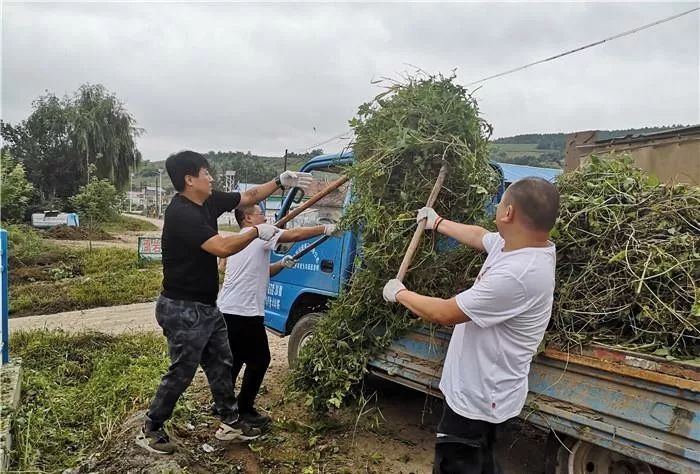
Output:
[505, 177, 560, 232]
[165, 150, 210, 192]
[234, 205, 256, 227]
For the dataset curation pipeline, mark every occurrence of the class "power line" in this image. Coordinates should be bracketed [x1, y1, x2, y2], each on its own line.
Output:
[298, 7, 699, 153]
[300, 130, 353, 153]
[466, 6, 700, 87]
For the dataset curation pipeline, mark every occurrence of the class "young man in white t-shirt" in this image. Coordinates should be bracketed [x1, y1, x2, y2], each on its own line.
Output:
[383, 177, 560, 474]
[217, 204, 337, 428]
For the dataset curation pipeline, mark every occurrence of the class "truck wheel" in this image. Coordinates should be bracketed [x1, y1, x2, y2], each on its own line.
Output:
[545, 433, 654, 474]
[287, 313, 321, 369]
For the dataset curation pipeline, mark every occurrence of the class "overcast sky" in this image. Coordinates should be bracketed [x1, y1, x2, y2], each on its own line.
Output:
[2, 1, 698, 161]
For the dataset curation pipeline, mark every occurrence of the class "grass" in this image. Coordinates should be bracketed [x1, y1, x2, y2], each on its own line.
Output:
[100, 215, 159, 233]
[7, 225, 162, 317]
[9, 330, 170, 471]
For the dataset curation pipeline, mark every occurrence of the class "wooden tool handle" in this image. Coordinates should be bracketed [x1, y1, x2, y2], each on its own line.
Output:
[396, 163, 448, 282]
[275, 175, 349, 228]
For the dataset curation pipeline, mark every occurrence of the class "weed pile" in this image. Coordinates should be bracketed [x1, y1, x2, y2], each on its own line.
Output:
[551, 155, 700, 357]
[291, 73, 499, 410]
[45, 224, 114, 241]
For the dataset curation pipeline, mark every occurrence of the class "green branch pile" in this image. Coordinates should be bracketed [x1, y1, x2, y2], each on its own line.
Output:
[551, 155, 700, 357]
[291, 74, 700, 412]
[290, 73, 499, 410]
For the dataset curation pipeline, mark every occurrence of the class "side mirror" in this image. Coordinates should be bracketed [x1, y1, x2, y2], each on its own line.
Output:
[292, 189, 305, 204]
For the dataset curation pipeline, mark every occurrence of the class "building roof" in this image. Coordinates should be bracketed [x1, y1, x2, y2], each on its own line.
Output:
[591, 124, 700, 146]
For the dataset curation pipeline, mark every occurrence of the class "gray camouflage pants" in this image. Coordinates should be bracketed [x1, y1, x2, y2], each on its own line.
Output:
[146, 295, 237, 427]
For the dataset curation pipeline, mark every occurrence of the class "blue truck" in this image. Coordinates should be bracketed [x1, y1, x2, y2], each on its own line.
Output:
[264, 151, 699, 474]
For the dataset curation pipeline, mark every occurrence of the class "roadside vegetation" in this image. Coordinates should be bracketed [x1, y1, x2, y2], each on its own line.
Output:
[7, 225, 162, 317]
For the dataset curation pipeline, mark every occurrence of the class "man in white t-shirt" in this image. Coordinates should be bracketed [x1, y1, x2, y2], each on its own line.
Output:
[383, 177, 560, 474]
[217, 203, 337, 428]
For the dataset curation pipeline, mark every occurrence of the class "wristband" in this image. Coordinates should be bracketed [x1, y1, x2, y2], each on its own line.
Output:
[275, 176, 284, 189]
[434, 217, 444, 232]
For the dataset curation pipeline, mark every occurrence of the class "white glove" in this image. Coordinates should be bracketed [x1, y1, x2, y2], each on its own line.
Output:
[255, 224, 280, 241]
[279, 171, 313, 190]
[383, 279, 407, 303]
[323, 224, 339, 236]
[281, 255, 296, 269]
[416, 207, 440, 230]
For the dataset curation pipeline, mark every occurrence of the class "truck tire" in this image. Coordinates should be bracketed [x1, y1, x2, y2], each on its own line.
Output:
[545, 432, 654, 474]
[287, 313, 321, 369]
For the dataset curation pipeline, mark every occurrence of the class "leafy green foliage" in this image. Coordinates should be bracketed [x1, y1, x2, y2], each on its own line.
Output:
[0, 151, 34, 222]
[69, 167, 121, 223]
[9, 330, 169, 471]
[551, 154, 700, 356]
[291, 73, 498, 410]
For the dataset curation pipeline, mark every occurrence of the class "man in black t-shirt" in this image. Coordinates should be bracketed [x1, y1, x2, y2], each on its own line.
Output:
[136, 150, 312, 455]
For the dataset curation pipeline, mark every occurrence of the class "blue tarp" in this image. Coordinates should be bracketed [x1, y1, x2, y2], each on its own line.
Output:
[496, 162, 562, 184]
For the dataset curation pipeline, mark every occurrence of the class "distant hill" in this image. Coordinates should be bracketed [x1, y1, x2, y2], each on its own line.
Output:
[490, 125, 691, 169]
[135, 149, 323, 192]
[135, 125, 692, 191]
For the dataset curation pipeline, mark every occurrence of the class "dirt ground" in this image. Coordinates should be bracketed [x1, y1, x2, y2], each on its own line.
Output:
[11, 303, 549, 474]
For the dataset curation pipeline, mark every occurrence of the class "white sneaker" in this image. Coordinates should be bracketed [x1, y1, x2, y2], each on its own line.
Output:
[215, 418, 262, 442]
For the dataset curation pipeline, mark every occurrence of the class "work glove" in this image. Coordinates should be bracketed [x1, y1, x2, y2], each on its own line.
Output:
[323, 224, 340, 236]
[255, 224, 280, 241]
[383, 278, 407, 303]
[279, 171, 313, 190]
[281, 255, 296, 269]
[416, 207, 440, 230]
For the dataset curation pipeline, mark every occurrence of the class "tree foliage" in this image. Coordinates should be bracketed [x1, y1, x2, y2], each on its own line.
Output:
[1, 84, 142, 202]
[69, 166, 121, 223]
[1, 151, 34, 222]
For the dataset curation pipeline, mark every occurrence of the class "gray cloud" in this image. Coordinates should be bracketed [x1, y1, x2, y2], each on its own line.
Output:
[2, 2, 698, 160]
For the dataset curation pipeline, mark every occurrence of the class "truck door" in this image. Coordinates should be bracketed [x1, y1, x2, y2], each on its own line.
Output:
[265, 168, 351, 333]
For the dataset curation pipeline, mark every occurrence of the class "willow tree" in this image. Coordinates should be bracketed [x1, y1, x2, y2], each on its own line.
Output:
[70, 84, 143, 190]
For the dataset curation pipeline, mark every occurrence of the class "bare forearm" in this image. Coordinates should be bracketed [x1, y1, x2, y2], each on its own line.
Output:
[221, 231, 258, 256]
[279, 225, 325, 243]
[396, 291, 469, 326]
[436, 219, 487, 251]
[270, 262, 285, 276]
[240, 179, 280, 206]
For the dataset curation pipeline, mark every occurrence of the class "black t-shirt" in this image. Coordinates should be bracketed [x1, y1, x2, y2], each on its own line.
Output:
[161, 191, 241, 305]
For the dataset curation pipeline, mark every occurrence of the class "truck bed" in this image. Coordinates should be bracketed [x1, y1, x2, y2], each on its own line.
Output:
[368, 325, 700, 473]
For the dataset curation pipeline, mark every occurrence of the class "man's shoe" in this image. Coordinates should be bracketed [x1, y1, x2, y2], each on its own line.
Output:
[135, 425, 176, 454]
[215, 417, 262, 442]
[240, 407, 272, 428]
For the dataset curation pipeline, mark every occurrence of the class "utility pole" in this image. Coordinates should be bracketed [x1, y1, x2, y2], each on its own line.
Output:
[157, 169, 163, 217]
[129, 173, 134, 213]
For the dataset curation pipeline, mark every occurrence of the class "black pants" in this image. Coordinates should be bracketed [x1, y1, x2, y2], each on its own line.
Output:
[222, 314, 271, 413]
[146, 296, 237, 427]
[433, 402, 504, 474]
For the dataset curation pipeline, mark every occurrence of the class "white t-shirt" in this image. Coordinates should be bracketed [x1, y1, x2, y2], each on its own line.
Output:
[217, 227, 281, 317]
[440, 232, 556, 424]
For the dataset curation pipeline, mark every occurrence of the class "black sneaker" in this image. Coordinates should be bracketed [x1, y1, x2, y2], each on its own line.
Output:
[240, 407, 272, 428]
[135, 425, 177, 454]
[215, 417, 262, 442]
